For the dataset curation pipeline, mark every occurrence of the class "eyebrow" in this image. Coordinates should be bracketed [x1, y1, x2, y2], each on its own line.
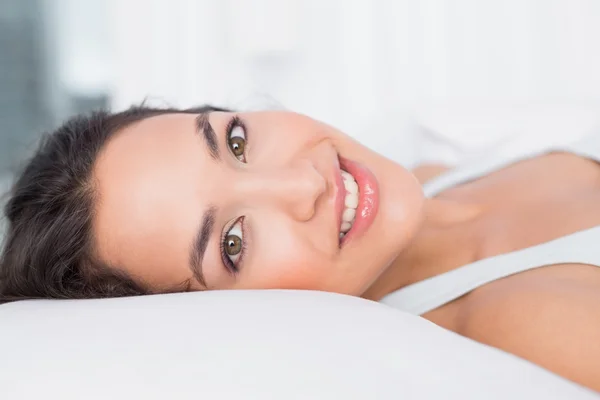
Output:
[195, 113, 220, 160]
[189, 206, 217, 288]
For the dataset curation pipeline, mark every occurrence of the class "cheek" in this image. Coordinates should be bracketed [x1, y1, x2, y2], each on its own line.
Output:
[240, 221, 334, 290]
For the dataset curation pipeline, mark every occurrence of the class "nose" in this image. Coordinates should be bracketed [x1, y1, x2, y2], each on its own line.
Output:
[237, 160, 327, 221]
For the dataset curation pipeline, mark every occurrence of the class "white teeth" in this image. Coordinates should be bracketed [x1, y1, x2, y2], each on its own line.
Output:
[339, 169, 359, 241]
[344, 193, 359, 208]
[342, 207, 356, 222]
[343, 177, 359, 194]
[340, 221, 352, 233]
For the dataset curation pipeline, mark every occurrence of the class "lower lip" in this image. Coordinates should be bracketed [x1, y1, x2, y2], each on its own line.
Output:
[339, 157, 380, 247]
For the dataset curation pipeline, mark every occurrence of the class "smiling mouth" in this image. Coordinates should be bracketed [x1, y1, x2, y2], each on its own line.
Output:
[335, 155, 380, 248]
[338, 169, 359, 241]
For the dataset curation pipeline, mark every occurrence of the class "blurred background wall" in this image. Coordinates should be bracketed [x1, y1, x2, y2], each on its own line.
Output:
[1, 0, 600, 190]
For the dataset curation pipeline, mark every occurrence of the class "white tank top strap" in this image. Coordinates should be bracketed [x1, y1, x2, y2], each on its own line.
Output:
[380, 226, 600, 315]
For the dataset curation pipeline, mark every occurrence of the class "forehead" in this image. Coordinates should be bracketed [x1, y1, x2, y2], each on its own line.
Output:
[91, 113, 214, 288]
[102, 113, 198, 159]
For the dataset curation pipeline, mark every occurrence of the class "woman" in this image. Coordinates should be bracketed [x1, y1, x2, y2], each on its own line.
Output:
[1, 105, 599, 391]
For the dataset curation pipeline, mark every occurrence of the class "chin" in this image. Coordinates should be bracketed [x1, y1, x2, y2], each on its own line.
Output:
[382, 161, 425, 247]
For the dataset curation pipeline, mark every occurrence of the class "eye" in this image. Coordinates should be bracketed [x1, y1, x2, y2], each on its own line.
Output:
[221, 217, 245, 273]
[227, 117, 247, 163]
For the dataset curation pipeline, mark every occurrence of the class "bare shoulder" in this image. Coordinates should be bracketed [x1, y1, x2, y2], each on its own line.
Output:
[459, 265, 600, 391]
[411, 164, 450, 184]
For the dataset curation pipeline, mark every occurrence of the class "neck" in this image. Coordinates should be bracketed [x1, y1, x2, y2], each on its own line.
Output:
[363, 197, 484, 301]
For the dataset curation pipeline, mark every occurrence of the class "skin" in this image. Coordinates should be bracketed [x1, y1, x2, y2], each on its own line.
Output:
[93, 111, 425, 294]
[93, 111, 600, 391]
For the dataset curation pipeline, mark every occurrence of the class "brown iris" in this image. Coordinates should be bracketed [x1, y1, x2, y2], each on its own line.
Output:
[228, 136, 245, 158]
[226, 234, 242, 256]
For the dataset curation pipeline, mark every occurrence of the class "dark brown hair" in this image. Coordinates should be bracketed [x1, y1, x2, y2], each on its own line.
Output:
[0, 104, 228, 303]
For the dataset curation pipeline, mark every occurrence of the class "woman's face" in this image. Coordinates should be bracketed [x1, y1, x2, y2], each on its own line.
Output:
[93, 111, 424, 295]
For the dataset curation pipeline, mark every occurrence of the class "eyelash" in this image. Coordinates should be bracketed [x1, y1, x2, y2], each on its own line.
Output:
[225, 115, 244, 132]
[225, 115, 248, 162]
[220, 216, 247, 275]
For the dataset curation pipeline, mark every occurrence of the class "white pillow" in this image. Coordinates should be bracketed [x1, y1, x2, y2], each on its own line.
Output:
[0, 290, 596, 400]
